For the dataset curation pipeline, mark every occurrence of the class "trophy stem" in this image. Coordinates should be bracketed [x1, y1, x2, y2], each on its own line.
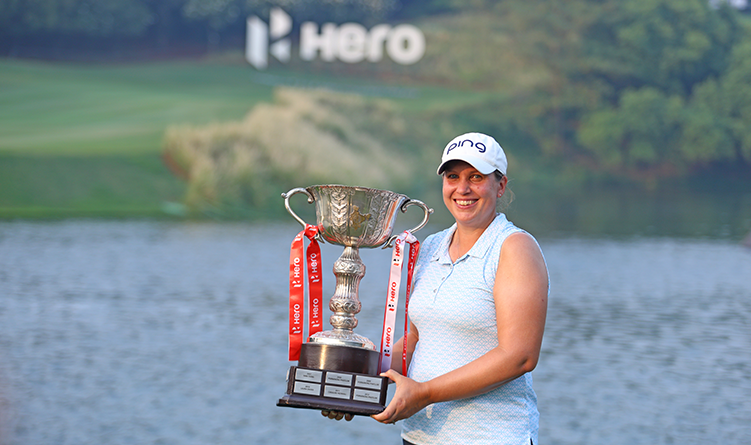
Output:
[331, 246, 364, 331]
[309, 246, 375, 350]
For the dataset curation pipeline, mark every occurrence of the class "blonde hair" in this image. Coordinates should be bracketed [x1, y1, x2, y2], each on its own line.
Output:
[494, 170, 515, 212]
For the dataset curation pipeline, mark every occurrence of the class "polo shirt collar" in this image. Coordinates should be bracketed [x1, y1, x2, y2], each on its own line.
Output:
[432, 213, 507, 264]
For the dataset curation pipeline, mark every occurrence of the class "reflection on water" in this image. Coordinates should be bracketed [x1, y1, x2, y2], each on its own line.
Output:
[0, 220, 749, 445]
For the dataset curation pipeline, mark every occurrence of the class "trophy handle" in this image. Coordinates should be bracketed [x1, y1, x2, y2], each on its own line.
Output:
[282, 187, 325, 242]
[384, 199, 433, 248]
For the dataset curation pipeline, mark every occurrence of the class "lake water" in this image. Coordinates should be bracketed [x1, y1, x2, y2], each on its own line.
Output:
[0, 219, 749, 444]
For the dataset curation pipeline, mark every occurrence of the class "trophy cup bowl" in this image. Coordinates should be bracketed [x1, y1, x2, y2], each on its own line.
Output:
[278, 185, 432, 415]
[285, 185, 428, 248]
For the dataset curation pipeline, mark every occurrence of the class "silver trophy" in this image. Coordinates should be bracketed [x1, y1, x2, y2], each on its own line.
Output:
[278, 185, 432, 415]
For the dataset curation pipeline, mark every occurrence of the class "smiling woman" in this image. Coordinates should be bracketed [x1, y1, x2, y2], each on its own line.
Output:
[439, 162, 506, 255]
[434, 133, 511, 263]
[362, 132, 549, 445]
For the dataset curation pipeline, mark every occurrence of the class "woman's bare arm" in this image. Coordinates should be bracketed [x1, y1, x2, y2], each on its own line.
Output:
[372, 232, 548, 423]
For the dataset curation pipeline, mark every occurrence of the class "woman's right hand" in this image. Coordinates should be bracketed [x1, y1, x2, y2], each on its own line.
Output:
[321, 410, 354, 421]
[372, 370, 431, 424]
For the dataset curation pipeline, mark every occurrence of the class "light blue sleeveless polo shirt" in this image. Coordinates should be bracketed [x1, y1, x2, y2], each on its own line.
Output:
[402, 213, 541, 445]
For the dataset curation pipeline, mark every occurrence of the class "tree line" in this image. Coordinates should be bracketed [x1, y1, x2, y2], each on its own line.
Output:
[491, 0, 751, 178]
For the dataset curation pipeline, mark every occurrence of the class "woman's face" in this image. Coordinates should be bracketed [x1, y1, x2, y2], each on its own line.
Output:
[442, 161, 506, 230]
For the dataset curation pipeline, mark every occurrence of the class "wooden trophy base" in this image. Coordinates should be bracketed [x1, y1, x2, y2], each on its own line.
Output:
[277, 343, 389, 416]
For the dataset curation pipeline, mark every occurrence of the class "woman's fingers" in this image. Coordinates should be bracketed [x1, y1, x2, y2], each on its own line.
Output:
[372, 404, 396, 423]
[372, 369, 431, 424]
[371, 370, 401, 424]
[321, 410, 354, 421]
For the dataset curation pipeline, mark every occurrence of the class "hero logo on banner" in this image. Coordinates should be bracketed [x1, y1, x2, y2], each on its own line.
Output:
[246, 8, 426, 70]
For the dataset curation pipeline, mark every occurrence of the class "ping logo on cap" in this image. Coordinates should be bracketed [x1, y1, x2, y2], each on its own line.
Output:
[446, 139, 487, 154]
[437, 132, 507, 175]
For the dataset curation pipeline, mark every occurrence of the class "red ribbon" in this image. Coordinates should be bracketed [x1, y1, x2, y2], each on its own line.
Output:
[402, 239, 419, 375]
[288, 225, 323, 361]
[378, 232, 420, 374]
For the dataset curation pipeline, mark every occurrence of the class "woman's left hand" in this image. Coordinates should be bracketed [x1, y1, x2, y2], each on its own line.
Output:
[321, 410, 353, 421]
[371, 370, 431, 424]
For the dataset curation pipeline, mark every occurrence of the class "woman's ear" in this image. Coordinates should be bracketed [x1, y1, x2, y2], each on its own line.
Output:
[498, 176, 508, 197]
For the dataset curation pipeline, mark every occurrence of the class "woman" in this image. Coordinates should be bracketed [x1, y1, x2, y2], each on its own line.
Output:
[327, 132, 549, 445]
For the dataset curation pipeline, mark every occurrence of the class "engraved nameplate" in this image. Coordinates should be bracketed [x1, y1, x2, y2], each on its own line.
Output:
[353, 388, 381, 403]
[323, 385, 351, 400]
[295, 369, 323, 383]
[355, 375, 383, 390]
[326, 372, 353, 386]
[293, 381, 321, 396]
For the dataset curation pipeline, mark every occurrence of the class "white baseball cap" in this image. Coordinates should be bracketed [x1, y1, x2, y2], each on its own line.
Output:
[436, 132, 508, 176]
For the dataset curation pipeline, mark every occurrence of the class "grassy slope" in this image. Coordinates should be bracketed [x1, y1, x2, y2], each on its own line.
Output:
[0, 58, 278, 217]
[0, 58, 275, 154]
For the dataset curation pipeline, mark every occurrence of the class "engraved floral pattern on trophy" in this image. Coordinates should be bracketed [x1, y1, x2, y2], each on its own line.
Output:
[328, 187, 351, 244]
[366, 192, 389, 245]
[282, 185, 432, 350]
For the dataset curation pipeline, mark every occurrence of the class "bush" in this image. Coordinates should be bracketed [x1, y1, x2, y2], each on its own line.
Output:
[163, 87, 429, 215]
